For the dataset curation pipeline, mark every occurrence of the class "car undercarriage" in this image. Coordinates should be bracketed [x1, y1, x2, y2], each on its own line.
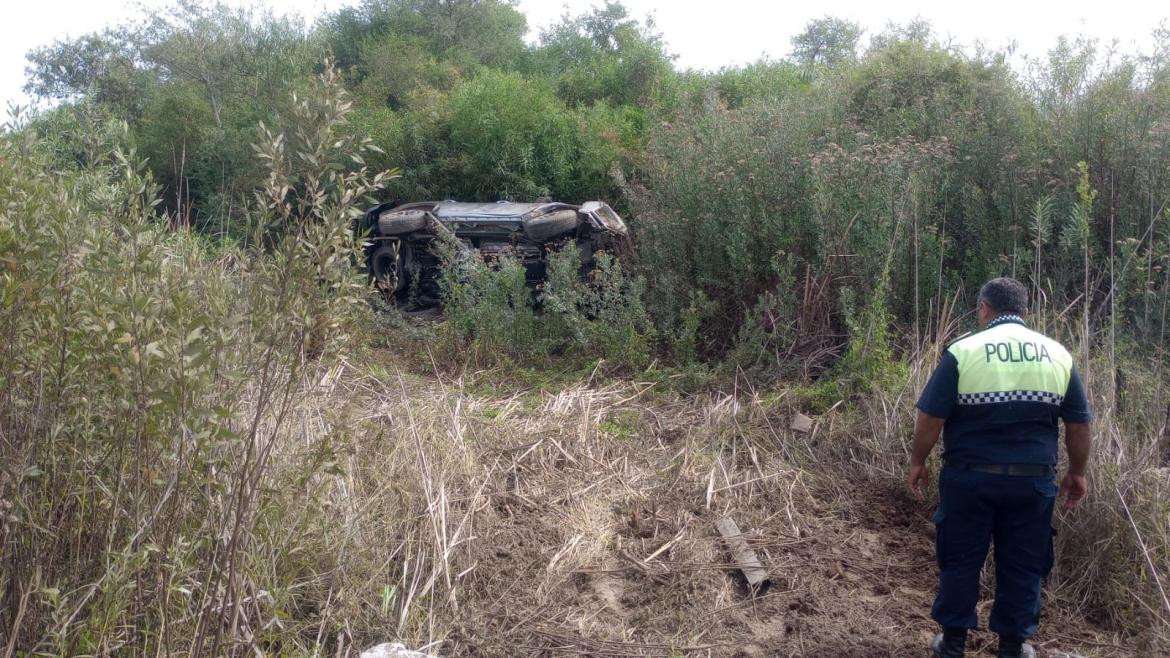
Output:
[360, 200, 631, 309]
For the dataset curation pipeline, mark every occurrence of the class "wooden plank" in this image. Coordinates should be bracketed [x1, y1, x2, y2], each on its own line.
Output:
[790, 413, 813, 434]
[716, 516, 770, 593]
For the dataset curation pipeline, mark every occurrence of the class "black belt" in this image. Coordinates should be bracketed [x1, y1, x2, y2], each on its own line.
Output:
[952, 463, 1055, 477]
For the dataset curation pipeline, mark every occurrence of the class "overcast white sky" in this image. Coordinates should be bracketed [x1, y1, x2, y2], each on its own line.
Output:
[3, 0, 1168, 110]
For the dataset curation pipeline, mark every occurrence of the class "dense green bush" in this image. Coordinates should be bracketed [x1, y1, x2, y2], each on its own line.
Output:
[530, 0, 675, 109]
[25, 1, 319, 237]
[629, 31, 1170, 387]
[541, 245, 654, 369]
[433, 239, 652, 370]
[434, 236, 541, 351]
[0, 64, 388, 654]
[444, 71, 617, 200]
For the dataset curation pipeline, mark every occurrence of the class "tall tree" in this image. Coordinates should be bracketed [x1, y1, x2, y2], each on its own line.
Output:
[533, 0, 675, 108]
[790, 16, 862, 67]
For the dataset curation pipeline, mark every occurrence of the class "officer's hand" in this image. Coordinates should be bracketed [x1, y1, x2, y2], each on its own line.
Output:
[907, 463, 930, 500]
[1060, 471, 1088, 510]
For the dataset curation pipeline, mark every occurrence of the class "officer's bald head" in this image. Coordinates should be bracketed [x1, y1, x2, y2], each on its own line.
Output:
[979, 277, 1029, 316]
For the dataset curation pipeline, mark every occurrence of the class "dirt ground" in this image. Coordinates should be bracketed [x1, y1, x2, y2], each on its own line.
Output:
[454, 483, 1126, 656]
[361, 370, 1136, 657]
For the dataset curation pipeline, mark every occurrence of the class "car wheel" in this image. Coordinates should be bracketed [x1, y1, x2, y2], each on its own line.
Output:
[369, 243, 403, 294]
[523, 209, 580, 242]
[377, 209, 431, 236]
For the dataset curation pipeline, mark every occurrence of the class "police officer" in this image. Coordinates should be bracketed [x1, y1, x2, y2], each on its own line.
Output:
[907, 277, 1092, 658]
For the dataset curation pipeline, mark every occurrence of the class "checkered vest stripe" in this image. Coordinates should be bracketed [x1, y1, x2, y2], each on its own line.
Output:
[956, 390, 1065, 405]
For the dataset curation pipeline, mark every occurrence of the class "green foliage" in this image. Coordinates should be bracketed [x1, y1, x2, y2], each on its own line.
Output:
[867, 18, 936, 53]
[790, 16, 863, 68]
[355, 33, 462, 108]
[433, 240, 652, 370]
[435, 236, 541, 350]
[669, 290, 714, 365]
[541, 244, 654, 369]
[22, 0, 657, 230]
[24, 31, 148, 111]
[443, 71, 617, 200]
[598, 409, 641, 439]
[832, 284, 909, 394]
[0, 64, 390, 653]
[25, 1, 319, 234]
[630, 25, 1170, 394]
[726, 254, 802, 375]
[355, 0, 528, 72]
[706, 59, 810, 108]
[17, 0, 1170, 392]
[533, 0, 675, 109]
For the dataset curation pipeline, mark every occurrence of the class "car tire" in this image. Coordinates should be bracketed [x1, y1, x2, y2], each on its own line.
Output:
[369, 243, 403, 293]
[523, 209, 580, 242]
[378, 209, 431, 236]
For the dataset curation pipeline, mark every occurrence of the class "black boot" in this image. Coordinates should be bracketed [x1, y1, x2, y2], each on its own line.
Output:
[930, 627, 966, 657]
[997, 635, 1036, 658]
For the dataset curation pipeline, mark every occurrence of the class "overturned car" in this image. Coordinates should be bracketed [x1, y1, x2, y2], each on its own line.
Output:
[359, 200, 631, 308]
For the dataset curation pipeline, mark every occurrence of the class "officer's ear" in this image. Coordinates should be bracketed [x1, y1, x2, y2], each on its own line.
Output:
[976, 299, 991, 325]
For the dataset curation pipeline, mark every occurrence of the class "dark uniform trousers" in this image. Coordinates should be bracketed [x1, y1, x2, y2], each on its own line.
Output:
[931, 466, 1057, 638]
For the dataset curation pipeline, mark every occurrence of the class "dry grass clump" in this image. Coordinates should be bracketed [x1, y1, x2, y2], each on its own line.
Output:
[1043, 351, 1170, 654]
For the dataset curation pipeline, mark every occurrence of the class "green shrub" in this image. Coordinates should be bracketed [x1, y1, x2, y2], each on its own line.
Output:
[0, 63, 389, 654]
[434, 233, 540, 353]
[542, 244, 654, 370]
[431, 239, 652, 370]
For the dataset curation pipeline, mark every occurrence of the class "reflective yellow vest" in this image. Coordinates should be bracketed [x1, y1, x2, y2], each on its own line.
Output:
[947, 318, 1075, 408]
[917, 315, 1086, 464]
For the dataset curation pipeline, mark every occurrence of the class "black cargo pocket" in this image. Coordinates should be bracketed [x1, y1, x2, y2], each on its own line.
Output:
[932, 507, 947, 568]
[1043, 527, 1056, 578]
[1034, 479, 1058, 579]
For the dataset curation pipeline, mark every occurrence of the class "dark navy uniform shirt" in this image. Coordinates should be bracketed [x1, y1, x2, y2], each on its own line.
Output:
[916, 316, 1092, 465]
